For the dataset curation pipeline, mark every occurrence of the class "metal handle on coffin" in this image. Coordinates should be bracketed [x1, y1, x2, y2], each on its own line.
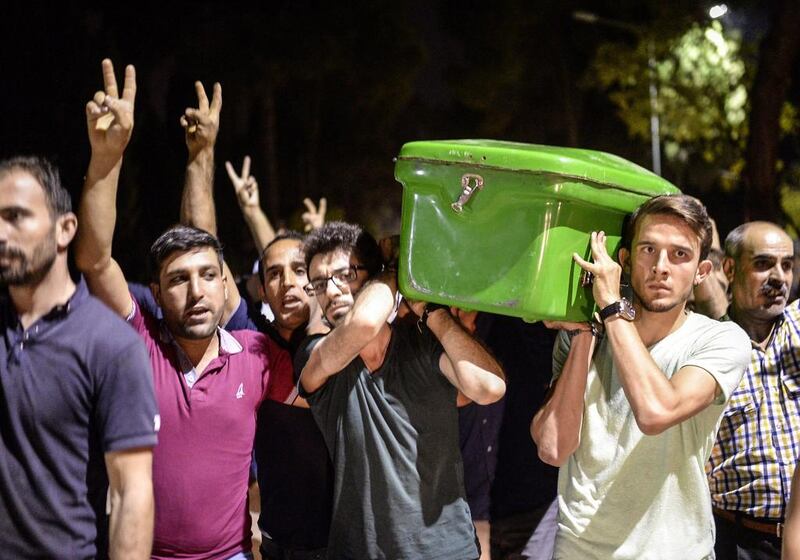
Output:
[451, 173, 484, 213]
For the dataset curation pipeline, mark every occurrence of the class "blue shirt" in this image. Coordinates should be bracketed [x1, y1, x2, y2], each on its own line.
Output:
[0, 280, 158, 559]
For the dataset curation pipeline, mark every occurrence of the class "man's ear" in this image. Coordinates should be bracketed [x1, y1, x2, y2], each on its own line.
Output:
[150, 282, 161, 307]
[695, 258, 713, 285]
[56, 212, 78, 250]
[618, 247, 631, 273]
[722, 256, 736, 285]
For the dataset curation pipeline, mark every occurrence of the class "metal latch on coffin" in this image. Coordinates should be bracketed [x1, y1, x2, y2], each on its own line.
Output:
[451, 173, 484, 213]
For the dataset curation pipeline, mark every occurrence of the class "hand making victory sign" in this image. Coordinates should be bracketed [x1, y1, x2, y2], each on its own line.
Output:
[301, 197, 327, 232]
[85, 59, 136, 160]
[181, 81, 221, 157]
[225, 155, 259, 210]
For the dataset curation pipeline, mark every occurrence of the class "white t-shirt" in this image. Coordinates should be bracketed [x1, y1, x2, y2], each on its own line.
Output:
[552, 311, 750, 560]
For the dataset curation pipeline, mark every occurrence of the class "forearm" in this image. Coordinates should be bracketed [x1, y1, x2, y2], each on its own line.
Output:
[181, 149, 216, 235]
[75, 155, 123, 273]
[531, 332, 594, 466]
[604, 318, 683, 434]
[241, 205, 276, 253]
[301, 280, 395, 391]
[108, 478, 153, 559]
[427, 311, 505, 405]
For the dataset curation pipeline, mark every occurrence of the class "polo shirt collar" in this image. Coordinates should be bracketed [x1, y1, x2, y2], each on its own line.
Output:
[0, 277, 89, 329]
[158, 322, 243, 355]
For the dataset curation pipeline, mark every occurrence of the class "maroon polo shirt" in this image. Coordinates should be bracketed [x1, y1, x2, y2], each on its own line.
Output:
[129, 300, 293, 560]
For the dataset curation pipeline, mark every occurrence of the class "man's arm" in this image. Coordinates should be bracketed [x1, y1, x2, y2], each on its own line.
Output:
[179, 81, 221, 235]
[105, 448, 154, 560]
[177, 81, 241, 320]
[425, 308, 505, 405]
[576, 231, 718, 436]
[224, 156, 276, 252]
[531, 325, 595, 466]
[300, 276, 396, 394]
[74, 59, 136, 317]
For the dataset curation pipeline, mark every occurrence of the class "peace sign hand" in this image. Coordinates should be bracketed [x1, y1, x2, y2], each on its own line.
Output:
[181, 81, 221, 157]
[301, 197, 327, 232]
[225, 156, 259, 209]
[573, 231, 622, 309]
[86, 59, 136, 159]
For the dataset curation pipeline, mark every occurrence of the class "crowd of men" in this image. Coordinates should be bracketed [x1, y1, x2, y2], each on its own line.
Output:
[2, 58, 800, 560]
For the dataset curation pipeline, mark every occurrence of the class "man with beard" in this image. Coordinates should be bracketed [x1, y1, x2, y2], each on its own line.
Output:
[532, 194, 750, 559]
[176, 79, 332, 557]
[0, 156, 158, 559]
[74, 59, 293, 560]
[707, 221, 798, 559]
[297, 221, 506, 559]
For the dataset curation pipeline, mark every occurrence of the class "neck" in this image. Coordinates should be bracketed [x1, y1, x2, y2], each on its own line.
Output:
[174, 332, 220, 369]
[9, 258, 76, 330]
[359, 323, 392, 372]
[730, 304, 778, 347]
[633, 302, 689, 347]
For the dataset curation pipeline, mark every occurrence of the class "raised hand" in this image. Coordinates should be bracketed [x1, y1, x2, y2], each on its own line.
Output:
[301, 197, 327, 232]
[572, 231, 622, 309]
[225, 156, 259, 210]
[85, 59, 136, 159]
[181, 81, 221, 157]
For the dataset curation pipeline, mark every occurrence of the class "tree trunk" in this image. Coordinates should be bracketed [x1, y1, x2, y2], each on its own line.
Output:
[742, 0, 800, 222]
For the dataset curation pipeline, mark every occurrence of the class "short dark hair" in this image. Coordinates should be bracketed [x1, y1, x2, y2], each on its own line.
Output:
[149, 225, 224, 282]
[303, 221, 382, 276]
[623, 194, 713, 260]
[257, 230, 305, 282]
[0, 156, 72, 217]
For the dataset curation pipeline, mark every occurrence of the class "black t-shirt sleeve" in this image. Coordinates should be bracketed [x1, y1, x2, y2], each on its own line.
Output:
[223, 297, 260, 331]
[94, 337, 159, 452]
[295, 334, 327, 397]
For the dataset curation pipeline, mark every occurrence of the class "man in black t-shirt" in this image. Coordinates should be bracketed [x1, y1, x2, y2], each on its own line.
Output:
[297, 222, 506, 560]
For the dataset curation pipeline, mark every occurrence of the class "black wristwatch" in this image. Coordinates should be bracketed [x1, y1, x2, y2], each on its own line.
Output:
[598, 298, 636, 322]
[418, 303, 450, 330]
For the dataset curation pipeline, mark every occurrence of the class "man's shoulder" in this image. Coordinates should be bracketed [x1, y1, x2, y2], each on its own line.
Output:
[683, 311, 749, 343]
[228, 328, 291, 366]
[72, 292, 144, 350]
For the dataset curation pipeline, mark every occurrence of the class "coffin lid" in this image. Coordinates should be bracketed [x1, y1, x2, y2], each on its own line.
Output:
[397, 139, 679, 197]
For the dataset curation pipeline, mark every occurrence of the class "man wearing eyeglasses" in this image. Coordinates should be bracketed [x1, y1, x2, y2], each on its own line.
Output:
[296, 221, 506, 560]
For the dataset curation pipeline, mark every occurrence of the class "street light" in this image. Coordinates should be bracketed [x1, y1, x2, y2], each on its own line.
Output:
[709, 4, 728, 19]
[573, 11, 662, 176]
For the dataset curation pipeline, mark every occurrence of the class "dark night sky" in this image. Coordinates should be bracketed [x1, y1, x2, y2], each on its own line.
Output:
[0, 1, 781, 279]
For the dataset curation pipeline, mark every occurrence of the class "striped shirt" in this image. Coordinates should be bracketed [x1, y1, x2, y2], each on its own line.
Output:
[708, 299, 800, 519]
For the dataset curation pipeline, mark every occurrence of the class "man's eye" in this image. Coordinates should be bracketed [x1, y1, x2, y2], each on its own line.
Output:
[294, 267, 307, 277]
[203, 271, 217, 280]
[169, 276, 186, 286]
[675, 250, 686, 258]
[266, 271, 281, 282]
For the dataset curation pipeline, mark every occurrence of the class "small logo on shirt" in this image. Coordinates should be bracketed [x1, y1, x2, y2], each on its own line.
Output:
[154, 414, 161, 432]
[236, 383, 245, 399]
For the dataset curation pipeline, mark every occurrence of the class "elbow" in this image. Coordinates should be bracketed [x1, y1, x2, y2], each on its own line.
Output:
[530, 419, 576, 467]
[634, 410, 672, 436]
[472, 376, 506, 406]
[534, 437, 575, 467]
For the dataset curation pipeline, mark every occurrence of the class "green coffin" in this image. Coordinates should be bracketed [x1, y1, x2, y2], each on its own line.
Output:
[395, 139, 681, 322]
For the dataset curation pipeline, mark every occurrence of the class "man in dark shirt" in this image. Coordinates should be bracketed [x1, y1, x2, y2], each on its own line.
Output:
[0, 156, 158, 559]
[297, 221, 506, 560]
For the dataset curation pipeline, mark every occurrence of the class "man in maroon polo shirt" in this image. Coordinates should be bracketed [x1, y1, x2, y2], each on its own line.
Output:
[74, 59, 294, 560]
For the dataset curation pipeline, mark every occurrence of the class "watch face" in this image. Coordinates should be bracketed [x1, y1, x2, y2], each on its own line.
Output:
[619, 298, 636, 321]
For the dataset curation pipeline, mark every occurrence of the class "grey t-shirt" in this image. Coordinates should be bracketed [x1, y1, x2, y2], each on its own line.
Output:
[551, 311, 750, 560]
[297, 321, 478, 560]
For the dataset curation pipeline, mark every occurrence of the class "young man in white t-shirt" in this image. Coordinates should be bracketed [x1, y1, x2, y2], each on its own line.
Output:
[531, 194, 751, 560]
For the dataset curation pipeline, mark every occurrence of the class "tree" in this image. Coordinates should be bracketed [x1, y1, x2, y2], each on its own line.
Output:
[742, 0, 800, 223]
